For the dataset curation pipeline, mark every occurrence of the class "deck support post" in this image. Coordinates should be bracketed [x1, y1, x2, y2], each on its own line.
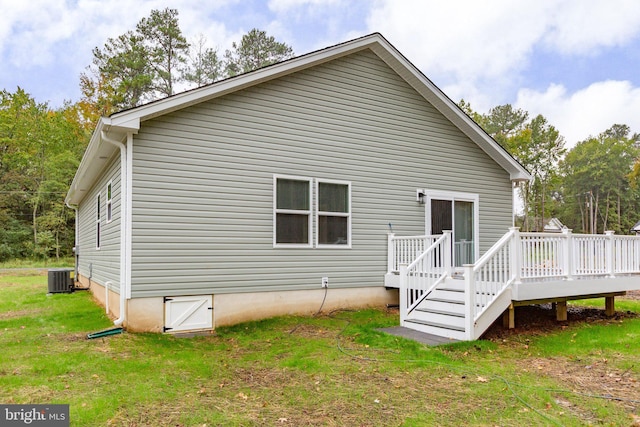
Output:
[605, 296, 615, 317]
[502, 303, 515, 329]
[605, 230, 616, 278]
[464, 264, 475, 340]
[556, 300, 567, 321]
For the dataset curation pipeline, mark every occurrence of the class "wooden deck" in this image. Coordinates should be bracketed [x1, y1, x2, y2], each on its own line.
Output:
[388, 229, 640, 341]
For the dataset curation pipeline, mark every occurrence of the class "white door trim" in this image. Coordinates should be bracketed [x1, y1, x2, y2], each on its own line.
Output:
[424, 189, 480, 265]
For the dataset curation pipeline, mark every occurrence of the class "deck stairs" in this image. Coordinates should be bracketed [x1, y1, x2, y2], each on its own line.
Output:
[395, 227, 640, 341]
[403, 276, 510, 341]
[404, 276, 467, 340]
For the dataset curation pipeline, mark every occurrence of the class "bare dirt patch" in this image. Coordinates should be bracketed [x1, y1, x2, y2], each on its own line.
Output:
[517, 356, 640, 413]
[625, 290, 640, 301]
[480, 298, 640, 421]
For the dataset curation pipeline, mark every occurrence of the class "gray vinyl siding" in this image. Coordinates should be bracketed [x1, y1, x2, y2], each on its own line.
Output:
[129, 49, 512, 298]
[77, 154, 122, 292]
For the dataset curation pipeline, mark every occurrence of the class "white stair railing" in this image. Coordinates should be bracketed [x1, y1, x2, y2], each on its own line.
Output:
[464, 227, 520, 340]
[399, 231, 452, 325]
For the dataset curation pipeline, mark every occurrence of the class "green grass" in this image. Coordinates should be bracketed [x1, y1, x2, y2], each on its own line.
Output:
[0, 257, 74, 269]
[1, 272, 639, 426]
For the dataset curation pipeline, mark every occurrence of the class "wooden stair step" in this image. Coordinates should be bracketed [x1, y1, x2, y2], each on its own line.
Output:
[415, 308, 465, 318]
[427, 297, 464, 305]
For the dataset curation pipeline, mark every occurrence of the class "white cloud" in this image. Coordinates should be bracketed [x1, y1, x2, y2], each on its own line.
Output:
[365, 1, 640, 147]
[267, 0, 340, 14]
[0, 0, 239, 69]
[365, 0, 640, 100]
[516, 81, 640, 147]
[543, 0, 640, 54]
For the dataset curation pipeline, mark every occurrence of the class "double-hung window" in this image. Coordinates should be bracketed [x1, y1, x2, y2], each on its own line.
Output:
[274, 176, 312, 246]
[274, 175, 351, 248]
[96, 193, 101, 250]
[317, 180, 351, 247]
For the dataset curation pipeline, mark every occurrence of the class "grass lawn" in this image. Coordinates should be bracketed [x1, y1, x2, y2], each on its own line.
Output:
[1, 271, 639, 426]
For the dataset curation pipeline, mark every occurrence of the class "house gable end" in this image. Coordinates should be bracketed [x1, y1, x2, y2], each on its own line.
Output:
[127, 48, 514, 298]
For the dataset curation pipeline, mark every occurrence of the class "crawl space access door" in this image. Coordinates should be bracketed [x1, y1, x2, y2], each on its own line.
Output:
[164, 295, 213, 332]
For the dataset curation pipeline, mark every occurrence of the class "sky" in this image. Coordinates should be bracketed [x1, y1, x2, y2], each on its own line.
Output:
[1, 0, 639, 148]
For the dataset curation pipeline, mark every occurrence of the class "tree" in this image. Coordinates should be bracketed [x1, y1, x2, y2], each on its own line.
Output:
[80, 31, 153, 114]
[560, 125, 639, 234]
[0, 89, 88, 260]
[136, 8, 189, 97]
[183, 34, 223, 87]
[461, 102, 565, 231]
[520, 115, 566, 231]
[224, 29, 294, 76]
[483, 104, 529, 150]
[79, 8, 189, 116]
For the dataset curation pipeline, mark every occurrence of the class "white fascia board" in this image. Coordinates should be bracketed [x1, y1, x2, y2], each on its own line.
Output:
[369, 41, 531, 182]
[66, 116, 139, 206]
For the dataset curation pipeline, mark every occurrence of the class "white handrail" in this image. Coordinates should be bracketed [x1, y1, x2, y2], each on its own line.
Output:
[399, 231, 452, 324]
[468, 227, 518, 318]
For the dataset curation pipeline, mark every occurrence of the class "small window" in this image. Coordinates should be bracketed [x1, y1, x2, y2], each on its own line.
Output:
[317, 180, 351, 247]
[274, 176, 312, 246]
[96, 194, 101, 250]
[106, 181, 113, 223]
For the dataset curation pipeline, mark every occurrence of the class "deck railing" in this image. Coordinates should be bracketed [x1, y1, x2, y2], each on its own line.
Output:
[519, 229, 640, 279]
[613, 235, 640, 273]
[388, 234, 441, 273]
[388, 234, 474, 272]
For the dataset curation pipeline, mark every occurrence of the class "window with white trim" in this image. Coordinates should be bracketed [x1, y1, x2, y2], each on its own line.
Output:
[274, 176, 312, 246]
[106, 181, 113, 223]
[96, 193, 101, 250]
[317, 180, 351, 247]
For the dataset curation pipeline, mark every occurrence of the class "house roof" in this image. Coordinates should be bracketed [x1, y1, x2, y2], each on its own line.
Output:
[632, 220, 640, 232]
[543, 217, 567, 233]
[66, 33, 531, 206]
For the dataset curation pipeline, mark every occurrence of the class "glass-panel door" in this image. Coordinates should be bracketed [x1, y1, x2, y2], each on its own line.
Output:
[454, 201, 474, 265]
[430, 199, 452, 234]
[428, 193, 477, 267]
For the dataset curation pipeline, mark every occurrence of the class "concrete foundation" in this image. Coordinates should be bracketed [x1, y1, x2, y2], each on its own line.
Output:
[78, 274, 399, 333]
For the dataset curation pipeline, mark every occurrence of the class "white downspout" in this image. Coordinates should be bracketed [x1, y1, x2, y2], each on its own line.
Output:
[125, 132, 133, 300]
[65, 200, 79, 281]
[101, 130, 127, 326]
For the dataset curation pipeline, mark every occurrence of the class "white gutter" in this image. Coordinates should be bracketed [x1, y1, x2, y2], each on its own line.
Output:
[100, 130, 128, 327]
